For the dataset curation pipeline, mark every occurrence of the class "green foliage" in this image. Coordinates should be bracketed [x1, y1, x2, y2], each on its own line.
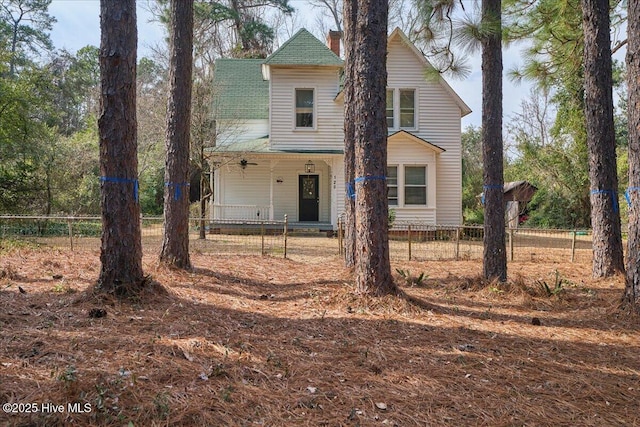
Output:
[395, 268, 428, 287]
[388, 208, 396, 228]
[153, 392, 170, 419]
[139, 167, 165, 215]
[0, 0, 110, 216]
[504, 91, 591, 228]
[0, 238, 38, 253]
[0, 0, 56, 75]
[461, 125, 483, 224]
[463, 207, 483, 225]
[0, 68, 56, 213]
[47, 46, 100, 135]
[0, 16, 165, 217]
[502, 0, 628, 231]
[49, 126, 101, 214]
[617, 147, 629, 224]
[156, 0, 294, 59]
[0, 218, 101, 237]
[56, 365, 77, 384]
[536, 270, 565, 296]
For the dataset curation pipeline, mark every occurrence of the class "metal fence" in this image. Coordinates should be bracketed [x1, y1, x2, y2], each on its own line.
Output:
[0, 215, 595, 263]
[383, 222, 594, 263]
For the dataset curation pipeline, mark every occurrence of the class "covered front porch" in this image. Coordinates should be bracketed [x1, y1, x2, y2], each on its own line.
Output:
[207, 145, 344, 230]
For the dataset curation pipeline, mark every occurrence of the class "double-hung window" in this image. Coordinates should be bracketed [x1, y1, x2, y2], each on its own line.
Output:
[387, 166, 398, 206]
[385, 89, 416, 130]
[295, 88, 314, 128]
[399, 90, 416, 128]
[404, 166, 427, 205]
[386, 90, 395, 129]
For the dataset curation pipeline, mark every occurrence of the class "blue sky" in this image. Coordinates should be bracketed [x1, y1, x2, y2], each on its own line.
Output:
[47, 0, 536, 129]
[48, 1, 165, 57]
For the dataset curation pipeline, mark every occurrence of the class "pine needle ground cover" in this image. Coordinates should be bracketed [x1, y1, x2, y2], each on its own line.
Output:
[0, 248, 638, 426]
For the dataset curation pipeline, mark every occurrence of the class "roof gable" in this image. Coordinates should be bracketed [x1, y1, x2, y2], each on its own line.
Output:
[263, 29, 343, 67]
[388, 28, 471, 117]
[388, 130, 446, 153]
[213, 59, 269, 120]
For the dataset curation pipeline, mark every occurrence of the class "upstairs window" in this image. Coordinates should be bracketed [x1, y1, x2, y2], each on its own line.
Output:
[386, 89, 417, 130]
[404, 166, 427, 205]
[295, 88, 314, 128]
[399, 89, 416, 128]
[386, 89, 394, 129]
[387, 166, 398, 206]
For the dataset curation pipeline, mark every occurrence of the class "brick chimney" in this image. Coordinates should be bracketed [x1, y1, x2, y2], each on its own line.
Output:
[327, 30, 342, 57]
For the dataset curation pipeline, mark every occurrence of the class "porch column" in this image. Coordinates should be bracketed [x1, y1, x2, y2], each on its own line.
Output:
[209, 159, 215, 223]
[212, 166, 221, 221]
[269, 160, 275, 220]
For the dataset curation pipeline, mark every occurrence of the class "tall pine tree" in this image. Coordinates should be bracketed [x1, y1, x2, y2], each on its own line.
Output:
[346, 0, 396, 295]
[97, 0, 144, 294]
[582, 0, 624, 277]
[160, 0, 194, 269]
[625, 0, 640, 310]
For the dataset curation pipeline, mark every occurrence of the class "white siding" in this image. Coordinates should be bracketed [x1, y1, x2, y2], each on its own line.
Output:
[217, 119, 269, 146]
[388, 137, 438, 223]
[217, 162, 271, 221]
[331, 157, 345, 226]
[271, 159, 331, 222]
[215, 34, 464, 227]
[387, 38, 463, 225]
[269, 67, 344, 151]
[217, 158, 333, 223]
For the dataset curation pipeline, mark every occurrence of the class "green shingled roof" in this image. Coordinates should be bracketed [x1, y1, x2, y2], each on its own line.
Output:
[263, 29, 343, 66]
[213, 59, 269, 120]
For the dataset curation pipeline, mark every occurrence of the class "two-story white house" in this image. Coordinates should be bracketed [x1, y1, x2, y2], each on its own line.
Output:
[209, 28, 471, 230]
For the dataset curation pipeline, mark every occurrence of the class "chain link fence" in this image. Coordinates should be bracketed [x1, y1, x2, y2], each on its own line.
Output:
[0, 215, 596, 263]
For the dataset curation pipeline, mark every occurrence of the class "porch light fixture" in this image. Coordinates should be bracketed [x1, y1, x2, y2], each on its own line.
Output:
[305, 160, 315, 173]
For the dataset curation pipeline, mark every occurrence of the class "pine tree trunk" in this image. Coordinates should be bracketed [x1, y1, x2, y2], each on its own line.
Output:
[160, 0, 194, 269]
[481, 0, 507, 282]
[625, 0, 640, 311]
[97, 0, 144, 294]
[342, 0, 357, 268]
[582, 0, 624, 277]
[351, 0, 395, 296]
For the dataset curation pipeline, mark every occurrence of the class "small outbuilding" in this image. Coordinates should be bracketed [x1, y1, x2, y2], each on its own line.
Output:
[480, 181, 538, 228]
[504, 181, 538, 228]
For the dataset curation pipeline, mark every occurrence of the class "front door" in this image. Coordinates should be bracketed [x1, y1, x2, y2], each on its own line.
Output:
[299, 174, 319, 221]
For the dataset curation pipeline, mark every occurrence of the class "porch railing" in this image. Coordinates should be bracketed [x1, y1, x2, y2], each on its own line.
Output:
[212, 204, 271, 221]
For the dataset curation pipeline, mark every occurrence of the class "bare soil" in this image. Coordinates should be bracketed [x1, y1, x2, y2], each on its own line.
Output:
[0, 246, 638, 426]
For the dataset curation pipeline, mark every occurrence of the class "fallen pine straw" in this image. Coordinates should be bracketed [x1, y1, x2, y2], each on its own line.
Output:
[0, 248, 638, 426]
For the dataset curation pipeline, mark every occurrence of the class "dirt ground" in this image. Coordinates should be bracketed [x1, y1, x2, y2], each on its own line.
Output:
[0, 245, 638, 426]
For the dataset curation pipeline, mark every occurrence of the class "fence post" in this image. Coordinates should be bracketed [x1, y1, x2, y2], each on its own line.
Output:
[408, 224, 412, 261]
[283, 214, 288, 259]
[261, 221, 265, 256]
[337, 216, 343, 257]
[509, 227, 514, 261]
[571, 229, 577, 262]
[67, 217, 74, 252]
[455, 226, 460, 260]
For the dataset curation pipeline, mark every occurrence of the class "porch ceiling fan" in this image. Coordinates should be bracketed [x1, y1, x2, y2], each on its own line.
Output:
[239, 158, 258, 169]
